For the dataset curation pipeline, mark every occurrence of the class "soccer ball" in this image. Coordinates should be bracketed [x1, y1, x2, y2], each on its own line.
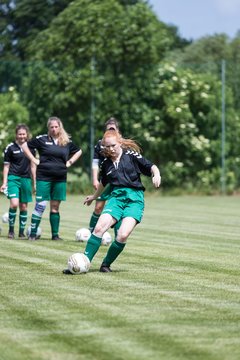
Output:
[101, 231, 112, 246]
[67, 253, 90, 274]
[75, 228, 91, 242]
[2, 212, 9, 223]
[26, 226, 42, 238]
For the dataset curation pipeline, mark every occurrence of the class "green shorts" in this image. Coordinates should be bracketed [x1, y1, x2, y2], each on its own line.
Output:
[96, 184, 112, 201]
[7, 175, 33, 203]
[101, 187, 144, 223]
[36, 180, 66, 202]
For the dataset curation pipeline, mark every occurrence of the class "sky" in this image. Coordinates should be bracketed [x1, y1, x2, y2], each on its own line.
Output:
[148, 0, 240, 40]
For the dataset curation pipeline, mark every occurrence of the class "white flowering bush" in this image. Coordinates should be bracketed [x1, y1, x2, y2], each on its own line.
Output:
[147, 62, 240, 192]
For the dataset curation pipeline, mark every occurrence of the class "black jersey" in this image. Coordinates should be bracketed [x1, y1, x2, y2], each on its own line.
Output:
[3, 142, 34, 178]
[93, 140, 104, 163]
[100, 149, 153, 190]
[27, 134, 80, 182]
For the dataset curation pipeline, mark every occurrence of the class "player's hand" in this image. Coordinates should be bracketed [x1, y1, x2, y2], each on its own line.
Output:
[93, 180, 99, 190]
[152, 174, 161, 188]
[84, 195, 95, 206]
[0, 184, 6, 192]
[33, 158, 40, 166]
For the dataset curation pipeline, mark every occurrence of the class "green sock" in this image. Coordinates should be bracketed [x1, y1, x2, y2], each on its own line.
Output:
[103, 240, 126, 266]
[84, 234, 102, 261]
[19, 210, 27, 234]
[9, 208, 17, 232]
[89, 212, 100, 232]
[30, 214, 41, 236]
[50, 212, 60, 237]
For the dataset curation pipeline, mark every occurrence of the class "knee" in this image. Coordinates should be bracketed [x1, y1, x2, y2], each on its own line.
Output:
[20, 203, 28, 211]
[94, 223, 105, 236]
[117, 229, 129, 243]
[94, 202, 105, 215]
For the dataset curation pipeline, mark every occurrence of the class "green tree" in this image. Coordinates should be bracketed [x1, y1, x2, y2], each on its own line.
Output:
[0, 0, 69, 59]
[168, 33, 240, 110]
[20, 0, 183, 171]
[0, 87, 29, 173]
[138, 62, 240, 192]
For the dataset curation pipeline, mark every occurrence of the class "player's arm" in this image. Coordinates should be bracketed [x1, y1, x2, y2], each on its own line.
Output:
[31, 162, 37, 192]
[66, 149, 82, 168]
[151, 165, 161, 188]
[92, 159, 100, 190]
[0, 163, 10, 192]
[21, 142, 39, 165]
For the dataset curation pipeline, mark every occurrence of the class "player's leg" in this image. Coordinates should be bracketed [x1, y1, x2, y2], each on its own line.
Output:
[100, 217, 137, 272]
[29, 180, 49, 240]
[8, 198, 19, 238]
[88, 200, 105, 232]
[100, 188, 144, 272]
[50, 181, 66, 240]
[88, 185, 112, 232]
[7, 176, 21, 239]
[19, 177, 33, 238]
[50, 200, 61, 240]
[18, 202, 28, 238]
[29, 201, 47, 239]
[84, 213, 116, 262]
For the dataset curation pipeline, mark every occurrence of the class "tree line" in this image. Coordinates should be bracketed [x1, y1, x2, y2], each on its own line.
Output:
[1, 0, 240, 193]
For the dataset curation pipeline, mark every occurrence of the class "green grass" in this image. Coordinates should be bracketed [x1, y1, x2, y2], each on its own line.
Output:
[0, 194, 240, 360]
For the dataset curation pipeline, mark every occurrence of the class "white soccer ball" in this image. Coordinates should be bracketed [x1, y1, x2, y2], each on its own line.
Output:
[101, 231, 112, 246]
[26, 226, 42, 238]
[75, 228, 91, 242]
[67, 252, 90, 274]
[2, 212, 9, 223]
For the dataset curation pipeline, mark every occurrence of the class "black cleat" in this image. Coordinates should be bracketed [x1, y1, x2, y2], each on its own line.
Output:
[99, 263, 112, 273]
[52, 235, 63, 241]
[28, 235, 37, 241]
[62, 269, 72, 275]
[18, 232, 26, 239]
[8, 231, 15, 239]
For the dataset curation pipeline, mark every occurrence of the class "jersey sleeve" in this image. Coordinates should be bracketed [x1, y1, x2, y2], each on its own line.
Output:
[69, 141, 81, 155]
[3, 144, 12, 163]
[131, 151, 153, 177]
[99, 159, 109, 187]
[27, 137, 40, 150]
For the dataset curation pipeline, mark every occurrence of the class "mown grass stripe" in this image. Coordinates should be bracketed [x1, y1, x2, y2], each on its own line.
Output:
[0, 195, 240, 360]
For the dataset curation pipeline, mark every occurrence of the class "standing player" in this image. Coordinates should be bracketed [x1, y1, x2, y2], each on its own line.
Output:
[83, 130, 161, 272]
[22, 116, 82, 240]
[0, 124, 36, 239]
[88, 117, 120, 232]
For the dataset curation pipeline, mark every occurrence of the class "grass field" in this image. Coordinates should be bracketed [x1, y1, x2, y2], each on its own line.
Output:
[0, 194, 240, 360]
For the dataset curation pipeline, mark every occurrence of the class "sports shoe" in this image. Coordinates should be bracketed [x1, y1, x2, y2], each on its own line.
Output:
[8, 231, 15, 239]
[62, 269, 72, 275]
[52, 235, 63, 241]
[28, 235, 37, 241]
[18, 232, 26, 239]
[99, 263, 112, 273]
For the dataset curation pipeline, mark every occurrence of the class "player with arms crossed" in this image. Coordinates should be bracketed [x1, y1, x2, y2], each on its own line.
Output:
[83, 130, 161, 272]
